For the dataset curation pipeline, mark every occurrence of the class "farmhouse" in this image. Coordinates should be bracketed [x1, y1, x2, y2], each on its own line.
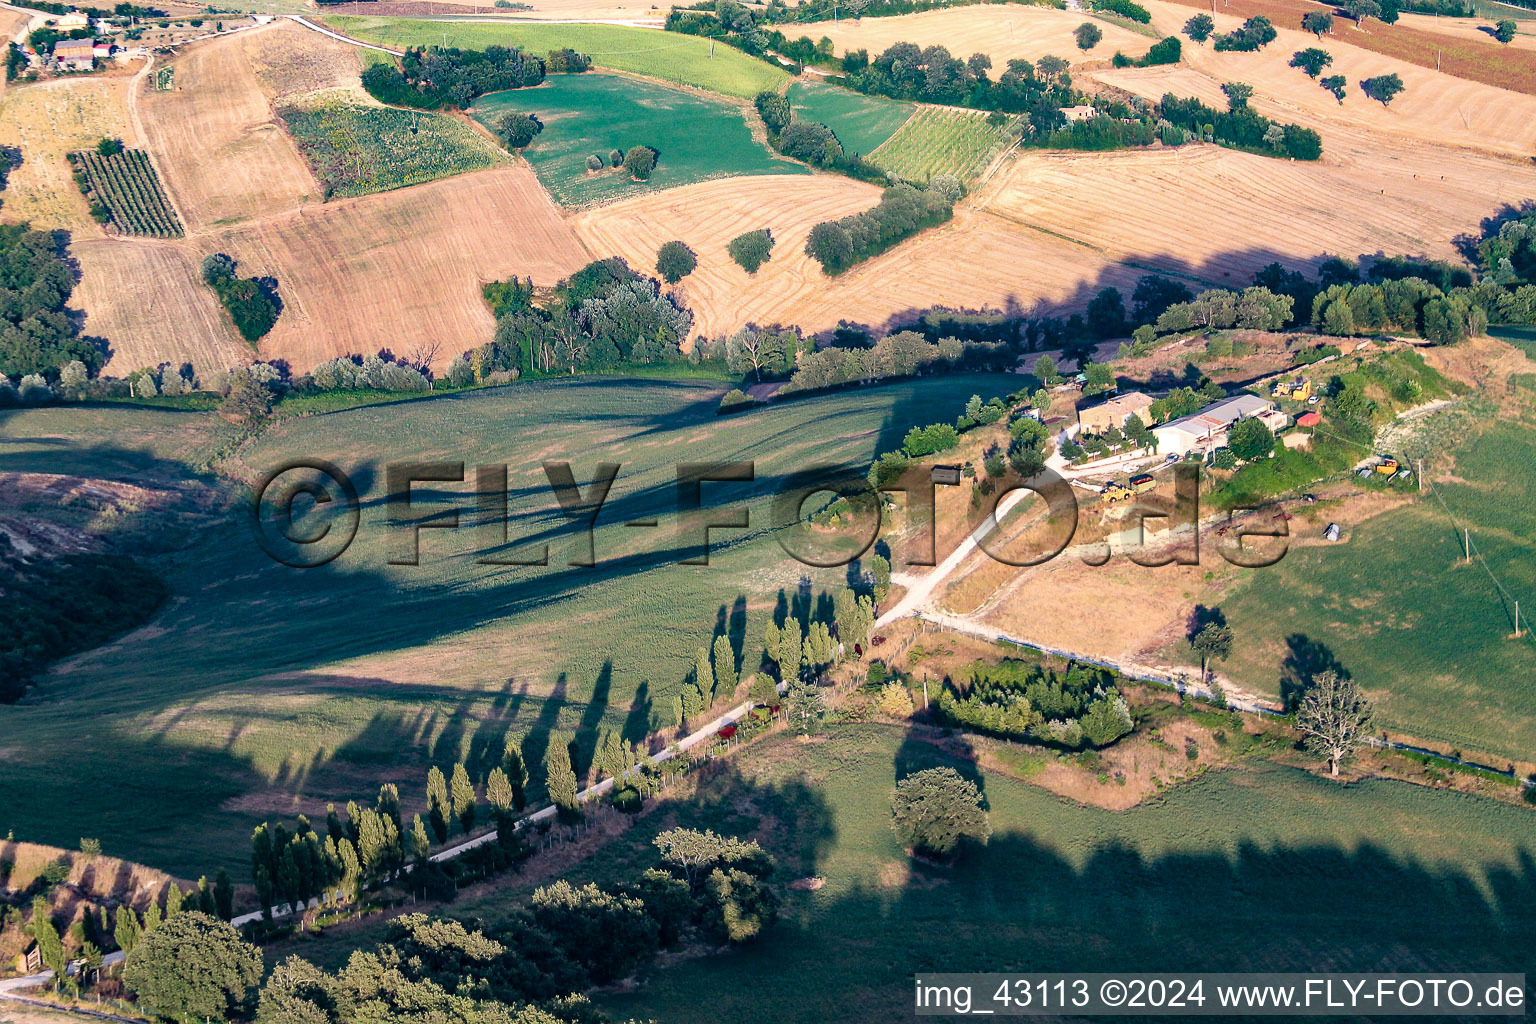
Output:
[1153, 394, 1284, 457]
[1077, 391, 1153, 434]
[55, 11, 89, 29]
[1061, 105, 1098, 123]
[52, 40, 95, 70]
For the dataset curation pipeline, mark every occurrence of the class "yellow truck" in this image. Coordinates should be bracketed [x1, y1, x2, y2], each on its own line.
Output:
[1101, 482, 1135, 503]
[1375, 457, 1400, 475]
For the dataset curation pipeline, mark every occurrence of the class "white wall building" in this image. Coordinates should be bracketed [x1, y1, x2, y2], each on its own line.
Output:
[1153, 394, 1284, 457]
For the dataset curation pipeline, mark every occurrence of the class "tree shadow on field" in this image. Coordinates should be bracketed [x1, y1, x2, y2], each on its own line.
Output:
[1279, 633, 1350, 712]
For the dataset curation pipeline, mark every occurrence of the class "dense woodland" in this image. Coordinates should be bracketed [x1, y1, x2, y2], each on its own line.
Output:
[361, 45, 553, 110]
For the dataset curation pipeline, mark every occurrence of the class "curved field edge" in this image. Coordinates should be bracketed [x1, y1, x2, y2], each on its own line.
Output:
[324, 17, 788, 99]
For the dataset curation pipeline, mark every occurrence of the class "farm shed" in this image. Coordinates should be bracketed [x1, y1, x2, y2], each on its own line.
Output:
[1296, 411, 1322, 427]
[52, 40, 94, 70]
[1077, 391, 1153, 434]
[1152, 394, 1279, 458]
[1324, 523, 1341, 542]
[931, 464, 962, 486]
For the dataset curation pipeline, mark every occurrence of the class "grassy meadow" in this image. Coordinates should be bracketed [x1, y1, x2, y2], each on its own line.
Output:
[0, 373, 1015, 879]
[869, 106, 1012, 183]
[517, 725, 1535, 1023]
[329, 19, 788, 99]
[787, 81, 913, 158]
[471, 74, 800, 206]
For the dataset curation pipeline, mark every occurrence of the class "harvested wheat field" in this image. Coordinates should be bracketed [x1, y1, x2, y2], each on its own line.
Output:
[577, 174, 1143, 338]
[0, 78, 135, 230]
[974, 140, 1536, 284]
[573, 175, 881, 337]
[211, 164, 591, 371]
[73, 238, 252, 377]
[1114, 0, 1536, 157]
[1394, 11, 1536, 53]
[137, 25, 320, 232]
[1145, 0, 1536, 94]
[240, 17, 365, 101]
[792, 4, 1157, 68]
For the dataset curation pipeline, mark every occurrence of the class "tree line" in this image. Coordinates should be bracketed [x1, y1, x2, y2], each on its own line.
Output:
[360, 44, 589, 111]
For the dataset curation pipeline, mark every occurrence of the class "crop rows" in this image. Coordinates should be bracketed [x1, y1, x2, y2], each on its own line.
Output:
[75, 149, 184, 238]
[280, 101, 501, 199]
[870, 108, 1011, 184]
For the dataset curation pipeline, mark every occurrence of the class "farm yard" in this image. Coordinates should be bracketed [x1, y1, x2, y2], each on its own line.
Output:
[70, 148, 185, 238]
[786, 80, 913, 158]
[0, 78, 136, 230]
[471, 73, 800, 207]
[0, 373, 1016, 874]
[281, 98, 503, 199]
[593, 726, 1536, 1024]
[788, 2, 1159, 69]
[329, 17, 788, 99]
[868, 106, 1013, 183]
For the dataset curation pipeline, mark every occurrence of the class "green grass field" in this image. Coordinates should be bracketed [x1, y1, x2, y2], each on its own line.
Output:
[787, 81, 913, 159]
[869, 106, 1012, 184]
[471, 73, 801, 206]
[555, 726, 1535, 1023]
[329, 18, 787, 99]
[280, 98, 502, 198]
[1212, 408, 1536, 760]
[0, 373, 1017, 879]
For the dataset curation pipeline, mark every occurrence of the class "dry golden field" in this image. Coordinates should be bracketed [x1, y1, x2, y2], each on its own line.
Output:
[240, 17, 366, 101]
[790, 3, 1158, 67]
[1115, 0, 1536, 157]
[1394, 11, 1536, 53]
[0, 78, 136, 230]
[576, 174, 1143, 338]
[76, 165, 591, 374]
[974, 137, 1536, 282]
[216, 165, 591, 371]
[137, 26, 321, 232]
[73, 238, 252, 376]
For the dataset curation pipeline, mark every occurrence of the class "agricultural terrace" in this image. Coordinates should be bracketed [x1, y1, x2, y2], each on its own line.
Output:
[869, 107, 1012, 183]
[0, 372, 1016, 874]
[579, 726, 1536, 1024]
[71, 148, 185, 238]
[790, 2, 1160, 68]
[0, 78, 135, 230]
[328, 17, 788, 99]
[471, 73, 800, 207]
[787, 81, 913, 158]
[281, 98, 503, 199]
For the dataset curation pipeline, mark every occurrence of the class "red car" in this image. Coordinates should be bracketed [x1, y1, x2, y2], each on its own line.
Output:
[717, 725, 738, 740]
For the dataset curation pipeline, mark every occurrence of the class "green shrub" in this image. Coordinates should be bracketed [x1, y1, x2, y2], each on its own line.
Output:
[728, 229, 774, 273]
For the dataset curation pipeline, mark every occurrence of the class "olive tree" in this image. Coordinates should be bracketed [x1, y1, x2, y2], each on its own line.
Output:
[655, 240, 697, 284]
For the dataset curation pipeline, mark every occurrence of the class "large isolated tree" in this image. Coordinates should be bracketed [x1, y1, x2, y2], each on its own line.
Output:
[1361, 72, 1404, 106]
[1295, 669, 1374, 776]
[1188, 620, 1234, 685]
[1074, 21, 1102, 49]
[1184, 13, 1214, 41]
[1221, 81, 1254, 110]
[655, 240, 697, 284]
[124, 912, 262, 1023]
[1302, 10, 1334, 35]
[890, 767, 991, 860]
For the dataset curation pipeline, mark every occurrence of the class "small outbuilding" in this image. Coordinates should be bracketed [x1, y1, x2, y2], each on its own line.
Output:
[931, 464, 962, 486]
[1324, 523, 1341, 542]
[1296, 410, 1321, 427]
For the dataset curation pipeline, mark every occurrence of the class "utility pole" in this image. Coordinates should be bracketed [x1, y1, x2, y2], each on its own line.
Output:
[922, 675, 929, 709]
[1464, 528, 1471, 562]
[1417, 457, 1423, 494]
[1516, 600, 1524, 639]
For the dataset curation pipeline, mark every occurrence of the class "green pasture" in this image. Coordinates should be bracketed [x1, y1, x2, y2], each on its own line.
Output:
[471, 73, 800, 207]
[1212, 412, 1536, 760]
[787, 80, 913, 158]
[869, 105, 1012, 183]
[329, 18, 787, 99]
[584, 726, 1536, 1023]
[0, 373, 1015, 878]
